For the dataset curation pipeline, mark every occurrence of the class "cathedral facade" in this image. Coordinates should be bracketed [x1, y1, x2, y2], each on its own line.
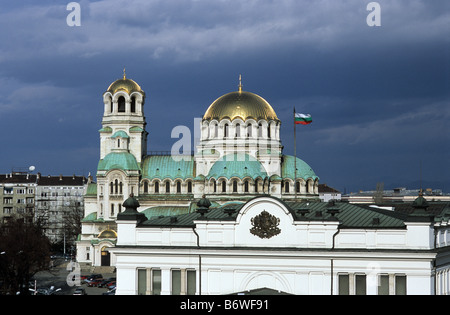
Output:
[76, 74, 319, 268]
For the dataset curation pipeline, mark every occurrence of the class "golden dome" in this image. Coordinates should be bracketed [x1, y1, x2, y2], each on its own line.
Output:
[98, 229, 117, 239]
[106, 69, 144, 95]
[203, 89, 279, 122]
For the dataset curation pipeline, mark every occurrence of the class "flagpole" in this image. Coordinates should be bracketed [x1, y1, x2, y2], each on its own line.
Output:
[294, 107, 297, 202]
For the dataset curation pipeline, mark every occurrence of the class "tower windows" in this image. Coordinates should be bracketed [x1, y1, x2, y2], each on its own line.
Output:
[111, 179, 123, 195]
[154, 181, 159, 193]
[131, 96, 136, 113]
[187, 181, 192, 193]
[235, 124, 240, 138]
[118, 96, 126, 113]
[176, 181, 181, 193]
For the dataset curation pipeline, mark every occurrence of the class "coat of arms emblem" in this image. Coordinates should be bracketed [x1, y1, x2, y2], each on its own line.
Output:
[250, 210, 281, 239]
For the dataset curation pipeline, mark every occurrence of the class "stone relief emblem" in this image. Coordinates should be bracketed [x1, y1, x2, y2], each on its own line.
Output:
[250, 210, 281, 239]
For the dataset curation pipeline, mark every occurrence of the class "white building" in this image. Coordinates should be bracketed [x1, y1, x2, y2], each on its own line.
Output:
[111, 193, 450, 295]
[77, 73, 320, 268]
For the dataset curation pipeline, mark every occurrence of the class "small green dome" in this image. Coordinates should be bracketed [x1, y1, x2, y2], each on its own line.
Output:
[97, 152, 140, 172]
[281, 155, 318, 181]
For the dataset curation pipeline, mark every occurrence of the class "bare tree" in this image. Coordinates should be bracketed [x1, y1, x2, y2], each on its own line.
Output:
[0, 216, 51, 295]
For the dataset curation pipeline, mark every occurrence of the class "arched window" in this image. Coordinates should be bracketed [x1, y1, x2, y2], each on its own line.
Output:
[224, 124, 229, 138]
[109, 96, 113, 113]
[296, 181, 300, 193]
[284, 181, 290, 193]
[222, 180, 226, 193]
[118, 204, 122, 213]
[176, 181, 181, 193]
[255, 179, 259, 193]
[118, 96, 126, 113]
[268, 125, 271, 138]
[154, 181, 159, 193]
[117, 139, 120, 148]
[235, 124, 240, 138]
[258, 123, 263, 137]
[187, 181, 192, 193]
[131, 96, 136, 113]
[244, 180, 249, 193]
[114, 179, 118, 194]
[165, 181, 170, 193]
[143, 181, 148, 193]
[233, 180, 238, 193]
[119, 182, 123, 195]
[247, 124, 252, 137]
[111, 204, 114, 216]
[213, 180, 217, 193]
[110, 182, 114, 194]
[214, 124, 218, 138]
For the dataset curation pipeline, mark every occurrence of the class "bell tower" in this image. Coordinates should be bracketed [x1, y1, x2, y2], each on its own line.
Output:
[100, 69, 148, 163]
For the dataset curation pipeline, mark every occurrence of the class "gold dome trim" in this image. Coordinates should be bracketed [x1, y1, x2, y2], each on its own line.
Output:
[98, 228, 117, 239]
[106, 70, 144, 95]
[203, 90, 279, 122]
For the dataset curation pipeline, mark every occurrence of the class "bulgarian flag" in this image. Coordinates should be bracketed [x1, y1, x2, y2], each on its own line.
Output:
[294, 113, 312, 125]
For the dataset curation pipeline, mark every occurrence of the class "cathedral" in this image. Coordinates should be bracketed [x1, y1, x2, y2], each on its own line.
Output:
[76, 73, 450, 295]
[76, 73, 319, 268]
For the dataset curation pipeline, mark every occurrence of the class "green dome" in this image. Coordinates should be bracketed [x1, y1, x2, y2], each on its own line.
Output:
[281, 155, 318, 181]
[207, 153, 267, 180]
[97, 152, 140, 172]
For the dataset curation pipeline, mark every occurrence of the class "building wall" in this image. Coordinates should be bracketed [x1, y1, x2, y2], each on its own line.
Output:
[113, 247, 436, 295]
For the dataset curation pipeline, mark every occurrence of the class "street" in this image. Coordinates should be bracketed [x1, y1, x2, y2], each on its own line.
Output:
[30, 259, 116, 295]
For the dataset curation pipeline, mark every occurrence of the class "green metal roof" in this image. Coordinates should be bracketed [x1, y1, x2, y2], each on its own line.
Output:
[141, 197, 406, 229]
[282, 155, 318, 181]
[207, 153, 267, 180]
[111, 130, 129, 139]
[141, 206, 191, 220]
[81, 212, 105, 223]
[85, 183, 97, 196]
[129, 126, 144, 132]
[99, 126, 113, 133]
[141, 155, 195, 180]
[97, 152, 140, 172]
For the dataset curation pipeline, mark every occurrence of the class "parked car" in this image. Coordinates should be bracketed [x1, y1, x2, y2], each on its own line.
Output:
[102, 288, 115, 295]
[84, 274, 103, 285]
[87, 279, 104, 287]
[73, 287, 87, 295]
[98, 278, 116, 288]
[107, 281, 116, 290]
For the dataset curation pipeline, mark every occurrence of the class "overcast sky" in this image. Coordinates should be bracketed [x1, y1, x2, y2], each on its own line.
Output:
[0, 0, 448, 193]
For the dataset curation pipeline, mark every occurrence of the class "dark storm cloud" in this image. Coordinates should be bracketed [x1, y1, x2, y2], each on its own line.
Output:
[0, 0, 448, 192]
